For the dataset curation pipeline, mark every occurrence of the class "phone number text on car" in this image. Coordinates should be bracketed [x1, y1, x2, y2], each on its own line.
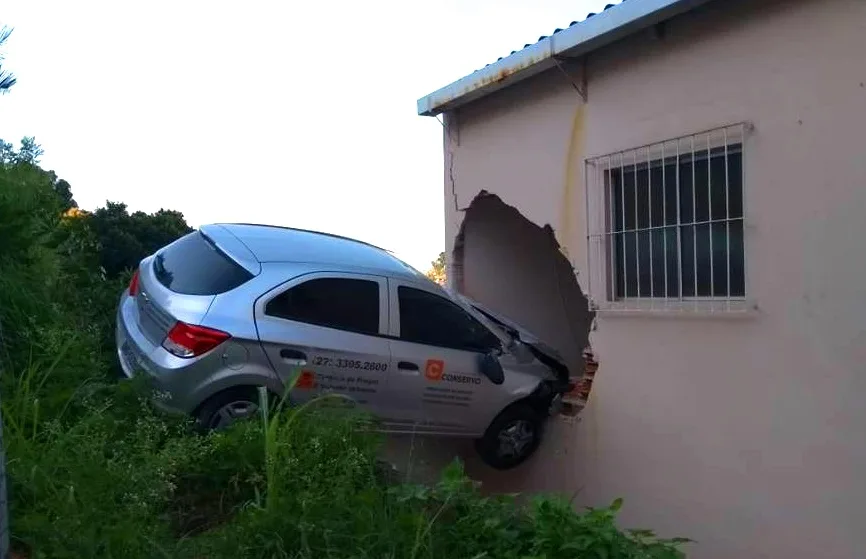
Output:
[311, 356, 388, 372]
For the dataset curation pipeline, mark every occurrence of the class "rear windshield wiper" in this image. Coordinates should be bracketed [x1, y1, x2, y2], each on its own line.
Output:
[154, 253, 167, 281]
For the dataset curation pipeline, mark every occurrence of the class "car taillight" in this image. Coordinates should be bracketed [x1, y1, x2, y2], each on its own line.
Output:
[162, 322, 230, 358]
[128, 269, 140, 296]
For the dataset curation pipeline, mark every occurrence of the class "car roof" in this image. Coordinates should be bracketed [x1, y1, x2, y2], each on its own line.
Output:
[207, 223, 428, 281]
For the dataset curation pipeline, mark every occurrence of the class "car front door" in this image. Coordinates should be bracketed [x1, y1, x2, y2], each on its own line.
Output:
[383, 280, 504, 436]
[255, 272, 391, 413]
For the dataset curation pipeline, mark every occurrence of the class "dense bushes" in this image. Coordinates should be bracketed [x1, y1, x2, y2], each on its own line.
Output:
[0, 140, 688, 558]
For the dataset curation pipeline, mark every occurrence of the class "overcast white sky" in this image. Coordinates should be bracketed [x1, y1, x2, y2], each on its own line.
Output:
[1, 0, 614, 271]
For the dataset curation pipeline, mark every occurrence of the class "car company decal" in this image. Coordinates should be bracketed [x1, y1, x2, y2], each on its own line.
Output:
[295, 370, 317, 390]
[440, 373, 481, 385]
[422, 385, 474, 408]
[424, 359, 444, 381]
[295, 369, 381, 397]
[421, 359, 480, 407]
[424, 359, 481, 386]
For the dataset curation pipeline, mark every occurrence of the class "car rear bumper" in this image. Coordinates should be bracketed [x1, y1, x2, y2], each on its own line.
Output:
[115, 292, 197, 415]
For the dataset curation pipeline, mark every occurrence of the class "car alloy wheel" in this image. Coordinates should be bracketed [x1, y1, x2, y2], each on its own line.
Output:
[208, 399, 259, 430]
[476, 403, 544, 470]
[496, 419, 536, 459]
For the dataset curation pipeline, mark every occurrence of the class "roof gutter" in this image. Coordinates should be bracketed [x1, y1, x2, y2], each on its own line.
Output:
[417, 0, 712, 117]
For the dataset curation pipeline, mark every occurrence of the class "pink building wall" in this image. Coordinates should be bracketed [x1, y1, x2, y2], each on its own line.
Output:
[440, 0, 866, 556]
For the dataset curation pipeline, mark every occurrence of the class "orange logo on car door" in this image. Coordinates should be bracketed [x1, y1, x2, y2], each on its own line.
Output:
[295, 370, 316, 390]
[425, 359, 444, 381]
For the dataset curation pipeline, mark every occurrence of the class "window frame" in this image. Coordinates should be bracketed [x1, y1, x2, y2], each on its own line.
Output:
[260, 271, 389, 336]
[584, 123, 755, 315]
[389, 281, 503, 354]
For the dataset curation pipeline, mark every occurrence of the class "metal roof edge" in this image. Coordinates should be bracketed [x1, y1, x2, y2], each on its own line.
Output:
[417, 0, 712, 116]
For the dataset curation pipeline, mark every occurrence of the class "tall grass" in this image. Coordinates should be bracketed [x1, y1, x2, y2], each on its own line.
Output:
[177, 383, 688, 559]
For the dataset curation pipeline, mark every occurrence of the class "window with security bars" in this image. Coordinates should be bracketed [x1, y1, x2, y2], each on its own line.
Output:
[586, 124, 749, 308]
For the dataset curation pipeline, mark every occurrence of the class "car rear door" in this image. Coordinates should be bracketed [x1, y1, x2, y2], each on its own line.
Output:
[383, 280, 504, 436]
[254, 272, 391, 413]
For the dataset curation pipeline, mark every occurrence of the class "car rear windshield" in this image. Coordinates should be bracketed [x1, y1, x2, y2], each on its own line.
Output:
[153, 231, 253, 295]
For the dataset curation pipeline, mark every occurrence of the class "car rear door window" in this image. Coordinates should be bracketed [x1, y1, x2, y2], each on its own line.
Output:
[398, 286, 499, 352]
[265, 278, 380, 335]
[154, 231, 253, 295]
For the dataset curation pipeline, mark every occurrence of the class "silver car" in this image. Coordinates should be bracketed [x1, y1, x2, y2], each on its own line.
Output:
[115, 223, 574, 469]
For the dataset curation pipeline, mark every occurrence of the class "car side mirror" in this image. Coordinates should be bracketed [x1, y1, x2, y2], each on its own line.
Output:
[478, 352, 505, 385]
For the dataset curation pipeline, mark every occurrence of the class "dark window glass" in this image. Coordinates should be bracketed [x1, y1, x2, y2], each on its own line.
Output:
[398, 286, 500, 352]
[609, 145, 744, 299]
[154, 232, 253, 295]
[266, 278, 379, 335]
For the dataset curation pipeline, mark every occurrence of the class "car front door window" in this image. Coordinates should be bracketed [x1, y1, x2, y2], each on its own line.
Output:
[397, 286, 499, 353]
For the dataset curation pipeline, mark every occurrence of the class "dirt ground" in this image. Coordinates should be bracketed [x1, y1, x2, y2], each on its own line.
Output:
[379, 415, 584, 499]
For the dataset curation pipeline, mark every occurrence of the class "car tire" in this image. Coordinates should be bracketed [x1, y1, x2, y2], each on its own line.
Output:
[194, 386, 268, 432]
[475, 403, 544, 470]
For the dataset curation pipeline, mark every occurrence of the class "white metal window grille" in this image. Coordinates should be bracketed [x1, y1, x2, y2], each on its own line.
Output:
[585, 123, 752, 313]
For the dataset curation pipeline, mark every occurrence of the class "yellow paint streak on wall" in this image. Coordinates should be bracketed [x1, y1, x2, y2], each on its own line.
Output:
[557, 102, 600, 490]
[558, 103, 584, 263]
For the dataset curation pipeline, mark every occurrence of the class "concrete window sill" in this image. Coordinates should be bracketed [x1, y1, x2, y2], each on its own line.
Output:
[593, 299, 760, 319]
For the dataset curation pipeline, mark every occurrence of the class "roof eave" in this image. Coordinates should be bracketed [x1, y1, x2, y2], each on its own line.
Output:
[417, 0, 713, 117]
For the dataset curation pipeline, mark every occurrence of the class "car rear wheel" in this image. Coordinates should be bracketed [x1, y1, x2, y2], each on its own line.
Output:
[475, 403, 543, 470]
[195, 387, 264, 431]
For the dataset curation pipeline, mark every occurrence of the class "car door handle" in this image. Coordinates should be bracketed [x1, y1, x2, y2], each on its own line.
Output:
[279, 348, 307, 366]
[397, 361, 419, 371]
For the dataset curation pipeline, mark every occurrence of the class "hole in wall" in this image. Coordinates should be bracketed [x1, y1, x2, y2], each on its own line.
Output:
[452, 192, 598, 412]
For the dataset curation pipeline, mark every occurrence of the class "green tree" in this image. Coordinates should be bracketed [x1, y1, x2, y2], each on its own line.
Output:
[426, 251, 446, 285]
[0, 135, 189, 278]
[1, 137, 77, 211]
[87, 202, 192, 278]
[0, 137, 42, 166]
[0, 42, 30, 553]
[52, 176, 76, 211]
[15, 136, 43, 164]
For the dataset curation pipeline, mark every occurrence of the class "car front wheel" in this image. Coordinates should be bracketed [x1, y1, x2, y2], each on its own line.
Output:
[475, 404, 543, 470]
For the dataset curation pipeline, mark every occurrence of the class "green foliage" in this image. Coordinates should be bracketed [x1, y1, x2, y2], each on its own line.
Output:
[87, 201, 192, 278]
[426, 251, 446, 285]
[0, 137, 45, 166]
[0, 155, 64, 364]
[52, 178, 76, 211]
[0, 141, 689, 558]
[0, 137, 75, 216]
[185, 417, 687, 559]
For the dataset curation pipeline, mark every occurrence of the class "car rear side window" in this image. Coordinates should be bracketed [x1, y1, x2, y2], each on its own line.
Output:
[154, 231, 253, 295]
[265, 278, 380, 335]
[398, 286, 500, 352]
